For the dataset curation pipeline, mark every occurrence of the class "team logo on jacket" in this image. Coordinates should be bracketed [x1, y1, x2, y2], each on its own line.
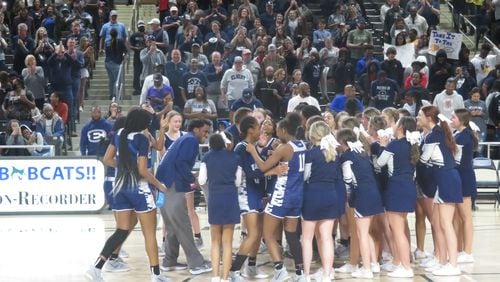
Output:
[87, 130, 107, 143]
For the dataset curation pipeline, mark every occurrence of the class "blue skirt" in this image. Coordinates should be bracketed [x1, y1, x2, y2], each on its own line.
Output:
[208, 191, 240, 225]
[303, 182, 342, 221]
[457, 166, 477, 198]
[434, 168, 463, 204]
[384, 174, 417, 213]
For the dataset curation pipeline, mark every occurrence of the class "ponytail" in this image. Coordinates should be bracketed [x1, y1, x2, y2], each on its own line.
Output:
[439, 120, 458, 156]
[410, 144, 420, 165]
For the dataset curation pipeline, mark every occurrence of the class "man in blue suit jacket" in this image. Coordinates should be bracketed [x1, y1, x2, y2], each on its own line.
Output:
[156, 119, 212, 275]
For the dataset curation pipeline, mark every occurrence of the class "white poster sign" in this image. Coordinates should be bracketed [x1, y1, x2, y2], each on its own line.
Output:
[428, 30, 462, 60]
[0, 158, 106, 213]
[384, 43, 416, 68]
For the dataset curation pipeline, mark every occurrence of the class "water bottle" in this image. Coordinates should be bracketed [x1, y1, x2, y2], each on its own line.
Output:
[156, 191, 165, 208]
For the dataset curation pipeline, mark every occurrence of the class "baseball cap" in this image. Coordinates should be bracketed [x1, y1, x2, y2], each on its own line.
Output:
[183, 14, 191, 20]
[137, 20, 145, 27]
[242, 88, 253, 100]
[192, 42, 200, 48]
[234, 56, 243, 63]
[224, 42, 232, 49]
[170, 6, 178, 12]
[357, 18, 366, 24]
[148, 18, 160, 25]
[110, 10, 118, 16]
[153, 73, 163, 82]
[268, 44, 276, 51]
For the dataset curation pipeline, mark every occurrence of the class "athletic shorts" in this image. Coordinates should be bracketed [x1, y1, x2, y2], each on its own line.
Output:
[112, 180, 156, 213]
[265, 202, 301, 219]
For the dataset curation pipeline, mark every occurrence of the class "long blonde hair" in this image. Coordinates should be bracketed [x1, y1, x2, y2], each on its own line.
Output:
[308, 121, 337, 162]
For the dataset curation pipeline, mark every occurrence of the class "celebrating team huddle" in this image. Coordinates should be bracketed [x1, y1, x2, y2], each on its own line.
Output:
[85, 103, 478, 282]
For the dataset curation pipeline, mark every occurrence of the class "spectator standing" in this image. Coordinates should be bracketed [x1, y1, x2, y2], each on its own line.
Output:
[428, 50, 453, 95]
[470, 43, 500, 86]
[242, 48, 260, 84]
[77, 36, 94, 111]
[12, 23, 35, 75]
[165, 49, 188, 109]
[381, 47, 404, 87]
[140, 39, 167, 86]
[99, 10, 128, 54]
[104, 28, 127, 100]
[433, 78, 465, 119]
[220, 56, 254, 109]
[464, 88, 488, 144]
[347, 19, 373, 65]
[22, 54, 45, 110]
[302, 51, 323, 99]
[404, 6, 428, 36]
[371, 70, 400, 110]
[162, 6, 181, 50]
[80, 106, 112, 157]
[453, 66, 477, 100]
[181, 58, 208, 104]
[12, 7, 35, 37]
[0, 29, 7, 71]
[355, 47, 380, 78]
[129, 20, 147, 96]
[204, 51, 228, 105]
[66, 37, 84, 126]
[287, 82, 320, 112]
[262, 44, 287, 77]
[148, 18, 169, 54]
[255, 66, 283, 118]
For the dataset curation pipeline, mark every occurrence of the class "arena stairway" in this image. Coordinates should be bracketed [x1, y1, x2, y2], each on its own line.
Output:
[70, 4, 157, 156]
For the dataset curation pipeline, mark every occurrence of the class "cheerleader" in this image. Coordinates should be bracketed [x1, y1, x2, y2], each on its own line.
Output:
[86, 109, 169, 282]
[160, 111, 184, 156]
[376, 116, 420, 278]
[417, 105, 462, 276]
[245, 113, 307, 281]
[159, 111, 203, 249]
[198, 134, 242, 282]
[230, 116, 268, 280]
[337, 128, 384, 279]
[302, 121, 345, 281]
[450, 109, 478, 263]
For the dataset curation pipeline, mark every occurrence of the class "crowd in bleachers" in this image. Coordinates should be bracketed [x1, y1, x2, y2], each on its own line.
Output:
[0, 0, 115, 155]
[0, 0, 499, 158]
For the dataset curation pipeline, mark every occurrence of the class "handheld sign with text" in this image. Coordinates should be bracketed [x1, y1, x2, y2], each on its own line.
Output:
[428, 30, 463, 60]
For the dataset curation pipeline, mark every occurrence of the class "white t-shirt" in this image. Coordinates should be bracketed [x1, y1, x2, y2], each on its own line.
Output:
[287, 95, 321, 112]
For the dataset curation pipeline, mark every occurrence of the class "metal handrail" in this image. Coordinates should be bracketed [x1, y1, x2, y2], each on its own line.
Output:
[445, 1, 495, 51]
[0, 145, 55, 156]
[114, 52, 129, 101]
[479, 142, 500, 160]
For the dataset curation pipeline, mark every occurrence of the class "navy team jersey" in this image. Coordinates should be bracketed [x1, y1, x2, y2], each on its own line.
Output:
[271, 140, 306, 208]
[234, 141, 266, 212]
[113, 129, 150, 189]
[258, 137, 278, 195]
